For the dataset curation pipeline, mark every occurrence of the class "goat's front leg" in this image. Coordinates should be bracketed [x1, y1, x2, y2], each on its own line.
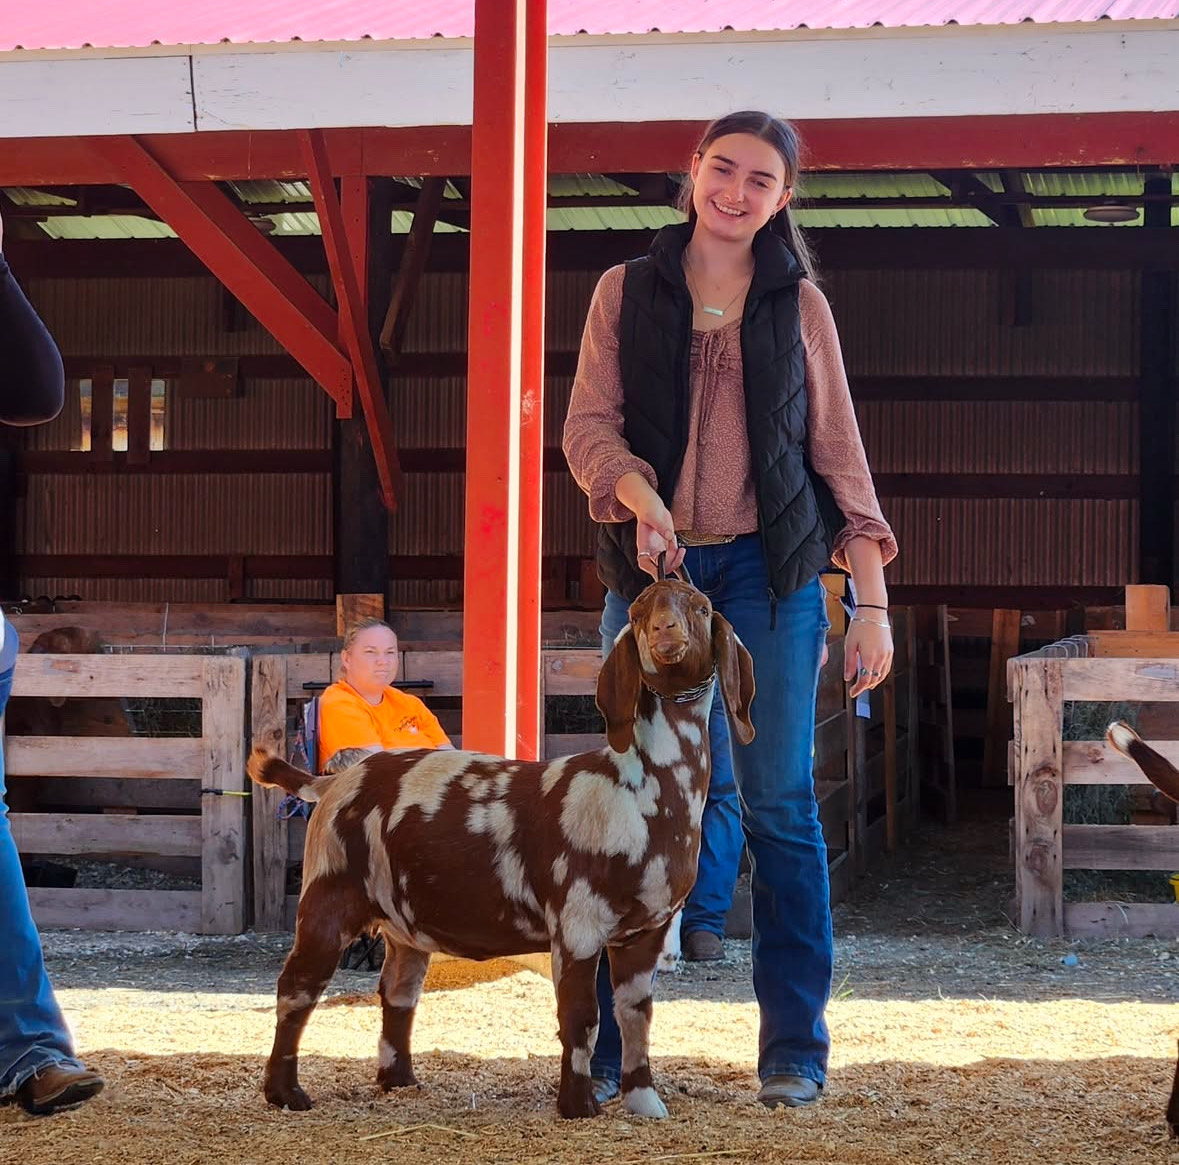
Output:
[265, 910, 355, 1110]
[551, 943, 603, 1119]
[608, 924, 671, 1118]
[376, 940, 431, 1091]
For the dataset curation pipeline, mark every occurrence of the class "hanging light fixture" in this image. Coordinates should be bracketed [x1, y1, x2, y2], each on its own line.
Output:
[1083, 201, 1140, 223]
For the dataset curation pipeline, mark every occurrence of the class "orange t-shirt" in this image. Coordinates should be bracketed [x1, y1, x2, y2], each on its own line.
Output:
[316, 680, 451, 771]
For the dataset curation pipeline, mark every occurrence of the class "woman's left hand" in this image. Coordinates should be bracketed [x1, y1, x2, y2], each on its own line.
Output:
[844, 617, 893, 698]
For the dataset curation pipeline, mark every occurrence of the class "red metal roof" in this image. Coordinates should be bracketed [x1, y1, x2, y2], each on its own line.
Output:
[2, 2, 1177, 53]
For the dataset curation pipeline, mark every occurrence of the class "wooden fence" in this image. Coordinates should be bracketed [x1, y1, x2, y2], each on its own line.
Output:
[6, 650, 247, 933]
[1009, 618, 1179, 939]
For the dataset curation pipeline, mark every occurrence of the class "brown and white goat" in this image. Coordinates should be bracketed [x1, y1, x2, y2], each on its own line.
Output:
[246, 578, 754, 1119]
[1105, 720, 1179, 1136]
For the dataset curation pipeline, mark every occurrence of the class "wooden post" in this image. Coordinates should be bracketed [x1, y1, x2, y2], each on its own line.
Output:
[983, 609, 1022, 786]
[905, 609, 921, 832]
[200, 652, 247, 935]
[333, 178, 392, 602]
[250, 654, 288, 932]
[1125, 584, 1170, 632]
[1013, 657, 1065, 937]
[336, 593, 385, 635]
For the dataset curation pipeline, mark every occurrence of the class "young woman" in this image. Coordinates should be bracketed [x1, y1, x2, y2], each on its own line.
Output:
[0, 212, 106, 1115]
[317, 618, 452, 772]
[562, 112, 896, 1109]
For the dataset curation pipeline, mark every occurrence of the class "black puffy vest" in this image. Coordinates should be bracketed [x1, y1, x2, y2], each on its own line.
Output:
[595, 220, 843, 603]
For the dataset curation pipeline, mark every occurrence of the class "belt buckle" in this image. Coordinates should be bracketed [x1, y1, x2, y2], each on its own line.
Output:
[676, 530, 737, 548]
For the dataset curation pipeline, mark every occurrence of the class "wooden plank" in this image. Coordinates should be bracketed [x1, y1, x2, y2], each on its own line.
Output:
[1087, 631, 1179, 658]
[817, 779, 850, 852]
[1061, 657, 1179, 702]
[11, 812, 201, 857]
[1013, 657, 1065, 937]
[5, 736, 205, 779]
[541, 650, 601, 697]
[28, 887, 202, 932]
[125, 364, 152, 465]
[983, 609, 1022, 788]
[1064, 901, 1179, 939]
[12, 654, 206, 698]
[402, 650, 463, 696]
[827, 850, 850, 908]
[1062, 824, 1179, 871]
[89, 364, 114, 460]
[286, 817, 308, 862]
[1062, 740, 1170, 785]
[336, 593, 384, 635]
[1125, 585, 1170, 632]
[200, 654, 247, 934]
[283, 653, 340, 696]
[250, 654, 288, 933]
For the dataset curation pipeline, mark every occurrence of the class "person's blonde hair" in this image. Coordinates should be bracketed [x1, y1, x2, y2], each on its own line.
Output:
[342, 617, 397, 651]
[677, 110, 818, 283]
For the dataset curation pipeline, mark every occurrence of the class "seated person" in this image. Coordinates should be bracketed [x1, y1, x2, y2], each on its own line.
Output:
[317, 617, 453, 773]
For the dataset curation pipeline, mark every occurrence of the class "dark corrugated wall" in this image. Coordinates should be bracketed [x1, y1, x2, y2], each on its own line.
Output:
[13, 264, 1165, 605]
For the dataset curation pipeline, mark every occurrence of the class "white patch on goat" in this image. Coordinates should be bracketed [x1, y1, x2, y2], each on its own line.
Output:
[378, 1039, 399, 1071]
[657, 911, 682, 971]
[276, 990, 315, 1021]
[462, 771, 492, 801]
[467, 802, 489, 834]
[639, 701, 683, 767]
[686, 788, 705, 830]
[550, 944, 564, 986]
[671, 762, 693, 796]
[468, 797, 541, 914]
[560, 878, 620, 960]
[495, 771, 512, 796]
[677, 716, 704, 748]
[386, 751, 471, 832]
[515, 917, 548, 942]
[561, 771, 649, 863]
[300, 808, 349, 886]
[638, 854, 672, 915]
[363, 806, 396, 914]
[541, 754, 573, 797]
[571, 1046, 591, 1076]
[551, 853, 569, 886]
[612, 747, 646, 790]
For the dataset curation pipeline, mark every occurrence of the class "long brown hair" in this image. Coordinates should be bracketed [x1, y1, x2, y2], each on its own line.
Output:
[677, 111, 817, 283]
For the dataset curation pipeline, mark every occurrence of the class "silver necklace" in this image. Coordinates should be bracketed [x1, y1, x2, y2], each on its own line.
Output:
[684, 252, 752, 318]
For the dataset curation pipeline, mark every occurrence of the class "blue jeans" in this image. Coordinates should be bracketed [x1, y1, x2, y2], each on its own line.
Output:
[0, 659, 84, 1096]
[591, 536, 832, 1087]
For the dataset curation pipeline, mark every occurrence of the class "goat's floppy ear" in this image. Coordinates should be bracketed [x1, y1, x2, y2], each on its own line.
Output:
[712, 613, 755, 745]
[596, 626, 642, 753]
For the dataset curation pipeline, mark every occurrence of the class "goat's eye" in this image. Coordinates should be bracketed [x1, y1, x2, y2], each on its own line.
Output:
[698, 605, 709, 616]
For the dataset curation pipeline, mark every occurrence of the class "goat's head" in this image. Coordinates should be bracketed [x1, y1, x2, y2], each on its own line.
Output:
[596, 579, 755, 753]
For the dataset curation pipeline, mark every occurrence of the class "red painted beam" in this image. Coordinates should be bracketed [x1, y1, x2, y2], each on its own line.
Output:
[463, 0, 527, 756]
[300, 131, 402, 510]
[92, 136, 352, 411]
[516, 0, 548, 761]
[6, 113, 1179, 187]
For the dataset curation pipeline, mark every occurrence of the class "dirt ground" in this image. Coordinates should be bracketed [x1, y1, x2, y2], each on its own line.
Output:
[4, 790, 1179, 1163]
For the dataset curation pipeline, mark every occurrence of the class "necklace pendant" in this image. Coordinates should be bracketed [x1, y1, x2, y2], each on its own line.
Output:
[701, 305, 725, 317]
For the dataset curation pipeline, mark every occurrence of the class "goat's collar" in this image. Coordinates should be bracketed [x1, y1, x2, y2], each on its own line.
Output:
[641, 670, 715, 704]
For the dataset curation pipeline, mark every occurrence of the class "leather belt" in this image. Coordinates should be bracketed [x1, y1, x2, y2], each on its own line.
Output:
[676, 530, 739, 547]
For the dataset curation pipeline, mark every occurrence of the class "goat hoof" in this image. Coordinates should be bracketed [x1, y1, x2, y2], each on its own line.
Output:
[622, 1085, 668, 1119]
[265, 1083, 312, 1111]
[557, 1081, 602, 1120]
[377, 1067, 419, 1091]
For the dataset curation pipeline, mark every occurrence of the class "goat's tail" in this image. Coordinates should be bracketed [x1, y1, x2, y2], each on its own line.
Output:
[246, 748, 326, 802]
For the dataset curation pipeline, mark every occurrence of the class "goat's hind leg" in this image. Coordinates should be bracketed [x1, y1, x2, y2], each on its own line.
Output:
[609, 925, 671, 1119]
[376, 939, 431, 1091]
[552, 945, 603, 1119]
[1167, 1043, 1179, 1136]
[264, 896, 363, 1110]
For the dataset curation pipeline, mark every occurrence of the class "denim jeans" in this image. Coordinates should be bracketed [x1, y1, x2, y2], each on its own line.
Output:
[591, 535, 832, 1087]
[0, 648, 84, 1096]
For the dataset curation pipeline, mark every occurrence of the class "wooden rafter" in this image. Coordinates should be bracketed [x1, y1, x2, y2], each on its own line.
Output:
[929, 170, 1010, 225]
[299, 129, 401, 512]
[91, 136, 352, 412]
[380, 177, 447, 367]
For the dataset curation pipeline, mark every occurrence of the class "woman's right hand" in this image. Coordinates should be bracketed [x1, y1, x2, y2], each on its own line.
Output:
[615, 472, 685, 579]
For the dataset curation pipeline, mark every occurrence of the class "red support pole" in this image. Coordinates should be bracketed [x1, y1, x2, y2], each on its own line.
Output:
[516, 1, 548, 761]
[463, 0, 526, 756]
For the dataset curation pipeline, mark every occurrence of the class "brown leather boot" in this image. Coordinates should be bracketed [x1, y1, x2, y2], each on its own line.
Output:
[15, 1064, 105, 1115]
[681, 930, 726, 962]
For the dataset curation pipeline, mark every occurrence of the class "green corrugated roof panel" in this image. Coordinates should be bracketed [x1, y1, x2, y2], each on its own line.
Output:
[794, 207, 993, 228]
[38, 215, 177, 240]
[803, 173, 950, 198]
[545, 205, 684, 231]
[5, 186, 77, 206]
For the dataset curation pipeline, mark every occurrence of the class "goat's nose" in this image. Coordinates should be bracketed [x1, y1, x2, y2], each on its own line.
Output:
[649, 609, 681, 634]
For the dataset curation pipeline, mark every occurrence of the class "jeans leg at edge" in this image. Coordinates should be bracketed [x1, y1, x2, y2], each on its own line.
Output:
[0, 664, 81, 1095]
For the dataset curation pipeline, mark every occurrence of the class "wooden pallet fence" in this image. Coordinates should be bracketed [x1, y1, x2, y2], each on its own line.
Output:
[6, 650, 247, 934]
[1008, 630, 1179, 939]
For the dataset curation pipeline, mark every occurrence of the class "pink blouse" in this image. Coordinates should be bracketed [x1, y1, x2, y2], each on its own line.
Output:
[562, 264, 897, 570]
